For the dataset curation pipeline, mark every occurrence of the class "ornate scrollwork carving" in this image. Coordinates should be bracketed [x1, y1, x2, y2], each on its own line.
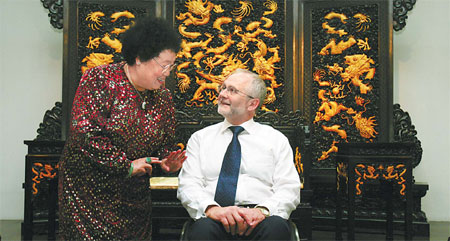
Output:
[32, 162, 58, 195]
[255, 110, 307, 127]
[313, 182, 428, 224]
[41, 0, 63, 29]
[393, 0, 416, 31]
[354, 163, 408, 196]
[337, 162, 348, 191]
[295, 147, 304, 180]
[176, 109, 307, 129]
[393, 103, 422, 167]
[175, 102, 221, 122]
[337, 142, 415, 157]
[41, 0, 415, 31]
[36, 102, 62, 140]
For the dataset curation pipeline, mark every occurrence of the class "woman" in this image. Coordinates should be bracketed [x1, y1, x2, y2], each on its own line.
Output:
[58, 17, 186, 240]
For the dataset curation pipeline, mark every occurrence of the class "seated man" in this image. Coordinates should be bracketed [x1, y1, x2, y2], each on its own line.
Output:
[177, 68, 301, 240]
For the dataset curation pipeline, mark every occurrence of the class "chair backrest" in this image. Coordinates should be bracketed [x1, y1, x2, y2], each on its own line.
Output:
[172, 110, 311, 189]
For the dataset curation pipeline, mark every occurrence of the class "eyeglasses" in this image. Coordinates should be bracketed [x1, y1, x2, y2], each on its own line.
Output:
[218, 84, 255, 99]
[154, 58, 176, 73]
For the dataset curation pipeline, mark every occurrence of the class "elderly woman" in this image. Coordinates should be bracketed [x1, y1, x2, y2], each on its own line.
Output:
[58, 17, 186, 240]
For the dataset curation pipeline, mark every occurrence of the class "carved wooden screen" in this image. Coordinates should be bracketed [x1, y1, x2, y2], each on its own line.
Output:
[298, 0, 393, 171]
[62, 0, 394, 173]
[63, 0, 301, 135]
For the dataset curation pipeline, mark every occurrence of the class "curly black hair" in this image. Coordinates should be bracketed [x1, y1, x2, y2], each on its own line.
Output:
[121, 16, 181, 65]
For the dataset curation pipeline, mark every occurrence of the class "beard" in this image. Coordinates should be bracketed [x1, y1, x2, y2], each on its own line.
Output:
[217, 103, 228, 117]
[218, 102, 246, 120]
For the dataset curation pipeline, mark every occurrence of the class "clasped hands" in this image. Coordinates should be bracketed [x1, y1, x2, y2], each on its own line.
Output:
[131, 149, 187, 177]
[205, 205, 267, 236]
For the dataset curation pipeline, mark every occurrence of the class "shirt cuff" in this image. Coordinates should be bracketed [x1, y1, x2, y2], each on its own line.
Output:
[257, 200, 278, 218]
[198, 200, 219, 219]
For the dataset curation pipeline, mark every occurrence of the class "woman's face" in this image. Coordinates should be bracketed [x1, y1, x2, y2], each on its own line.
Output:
[134, 49, 177, 91]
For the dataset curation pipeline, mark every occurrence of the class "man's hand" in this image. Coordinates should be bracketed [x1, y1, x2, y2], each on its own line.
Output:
[237, 207, 266, 236]
[205, 206, 248, 236]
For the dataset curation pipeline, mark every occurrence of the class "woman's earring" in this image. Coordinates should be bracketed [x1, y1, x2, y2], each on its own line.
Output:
[136, 60, 141, 65]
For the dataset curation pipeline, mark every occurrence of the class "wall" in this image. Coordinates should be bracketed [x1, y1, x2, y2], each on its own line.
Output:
[0, 0, 63, 219]
[393, 0, 450, 221]
[0, 0, 449, 221]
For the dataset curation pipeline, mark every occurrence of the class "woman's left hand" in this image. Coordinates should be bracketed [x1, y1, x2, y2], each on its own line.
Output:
[159, 149, 187, 173]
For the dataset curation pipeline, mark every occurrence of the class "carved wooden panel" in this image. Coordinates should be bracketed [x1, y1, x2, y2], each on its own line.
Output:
[62, 0, 397, 173]
[172, 0, 289, 118]
[298, 0, 393, 170]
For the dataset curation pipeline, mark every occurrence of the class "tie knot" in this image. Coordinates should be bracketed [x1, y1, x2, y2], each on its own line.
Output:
[229, 126, 244, 136]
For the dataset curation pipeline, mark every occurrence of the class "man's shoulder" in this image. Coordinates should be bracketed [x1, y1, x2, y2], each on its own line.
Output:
[254, 121, 283, 133]
[192, 122, 223, 136]
[253, 121, 289, 140]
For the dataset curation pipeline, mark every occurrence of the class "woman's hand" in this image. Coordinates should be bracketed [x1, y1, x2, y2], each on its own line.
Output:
[160, 150, 187, 173]
[130, 157, 155, 177]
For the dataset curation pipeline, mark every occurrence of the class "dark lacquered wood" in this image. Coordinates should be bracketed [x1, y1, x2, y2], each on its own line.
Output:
[335, 142, 414, 241]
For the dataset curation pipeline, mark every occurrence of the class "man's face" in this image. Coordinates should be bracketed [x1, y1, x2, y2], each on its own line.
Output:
[217, 73, 253, 123]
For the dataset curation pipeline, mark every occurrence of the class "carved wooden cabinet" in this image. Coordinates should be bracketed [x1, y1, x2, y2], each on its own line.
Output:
[335, 142, 415, 240]
[22, 140, 64, 240]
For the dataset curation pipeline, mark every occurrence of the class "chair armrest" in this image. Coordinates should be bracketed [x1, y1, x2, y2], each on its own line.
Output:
[150, 177, 179, 189]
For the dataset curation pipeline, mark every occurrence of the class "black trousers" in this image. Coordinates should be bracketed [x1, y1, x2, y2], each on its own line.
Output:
[188, 216, 291, 241]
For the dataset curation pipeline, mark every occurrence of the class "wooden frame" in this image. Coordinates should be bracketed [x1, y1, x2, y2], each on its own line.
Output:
[297, 0, 393, 171]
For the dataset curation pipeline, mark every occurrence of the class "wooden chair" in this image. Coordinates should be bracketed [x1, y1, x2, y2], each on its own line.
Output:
[151, 178, 310, 240]
[178, 219, 302, 241]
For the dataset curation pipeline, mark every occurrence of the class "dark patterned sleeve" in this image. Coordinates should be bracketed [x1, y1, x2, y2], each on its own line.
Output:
[69, 66, 130, 177]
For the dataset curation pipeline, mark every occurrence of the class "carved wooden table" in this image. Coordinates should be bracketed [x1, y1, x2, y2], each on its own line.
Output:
[335, 142, 414, 241]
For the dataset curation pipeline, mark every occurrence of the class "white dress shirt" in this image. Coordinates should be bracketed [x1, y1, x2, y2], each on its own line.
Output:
[177, 118, 301, 220]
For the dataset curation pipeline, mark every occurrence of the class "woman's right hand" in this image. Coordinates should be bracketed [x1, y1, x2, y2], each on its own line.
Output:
[130, 157, 154, 177]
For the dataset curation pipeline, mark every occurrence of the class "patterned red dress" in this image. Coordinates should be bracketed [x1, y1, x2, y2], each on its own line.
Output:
[58, 62, 176, 240]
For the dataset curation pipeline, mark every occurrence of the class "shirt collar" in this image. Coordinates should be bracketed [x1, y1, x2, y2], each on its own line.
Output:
[220, 118, 256, 135]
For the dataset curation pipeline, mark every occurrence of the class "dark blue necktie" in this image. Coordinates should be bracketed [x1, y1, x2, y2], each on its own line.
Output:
[214, 126, 245, 207]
